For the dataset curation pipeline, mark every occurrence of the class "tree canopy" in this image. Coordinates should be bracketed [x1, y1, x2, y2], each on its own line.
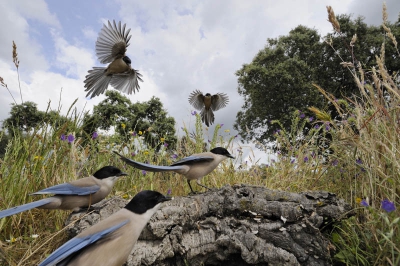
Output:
[234, 14, 400, 146]
[82, 90, 177, 149]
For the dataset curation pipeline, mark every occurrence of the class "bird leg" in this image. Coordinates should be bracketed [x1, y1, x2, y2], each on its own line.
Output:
[187, 180, 195, 194]
[196, 179, 211, 190]
[73, 205, 102, 214]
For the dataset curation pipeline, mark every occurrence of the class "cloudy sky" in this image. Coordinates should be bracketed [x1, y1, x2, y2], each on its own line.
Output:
[0, 0, 398, 163]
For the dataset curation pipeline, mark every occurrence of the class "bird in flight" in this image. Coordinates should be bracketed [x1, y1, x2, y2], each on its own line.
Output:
[188, 90, 229, 127]
[84, 20, 143, 98]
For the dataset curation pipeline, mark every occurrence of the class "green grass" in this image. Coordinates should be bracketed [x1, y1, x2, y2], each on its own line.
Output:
[1, 5, 400, 265]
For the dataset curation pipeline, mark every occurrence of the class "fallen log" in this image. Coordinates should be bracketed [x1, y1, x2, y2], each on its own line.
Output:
[65, 184, 354, 266]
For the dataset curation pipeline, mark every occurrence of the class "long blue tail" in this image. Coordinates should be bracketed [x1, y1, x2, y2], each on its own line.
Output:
[0, 198, 53, 219]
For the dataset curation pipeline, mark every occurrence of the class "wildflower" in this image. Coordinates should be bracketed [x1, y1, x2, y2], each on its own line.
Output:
[60, 134, 67, 141]
[67, 134, 74, 143]
[121, 123, 126, 129]
[271, 159, 275, 163]
[132, 131, 137, 136]
[131, 152, 136, 157]
[164, 142, 168, 147]
[160, 137, 165, 142]
[171, 154, 178, 159]
[167, 189, 172, 195]
[144, 151, 149, 155]
[314, 124, 320, 129]
[331, 159, 338, 166]
[299, 113, 305, 119]
[34, 155, 43, 160]
[311, 151, 316, 158]
[309, 117, 314, 122]
[234, 134, 238, 138]
[381, 199, 396, 213]
[290, 159, 295, 164]
[92, 131, 98, 140]
[6, 237, 17, 243]
[356, 158, 363, 165]
[325, 123, 330, 131]
[220, 123, 224, 127]
[141, 170, 147, 176]
[191, 110, 197, 116]
[304, 156, 309, 163]
[138, 131, 143, 135]
[355, 197, 362, 204]
[224, 129, 230, 133]
[361, 199, 369, 207]
[122, 194, 129, 199]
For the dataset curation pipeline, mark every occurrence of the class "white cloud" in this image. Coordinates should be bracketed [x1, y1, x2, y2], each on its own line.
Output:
[51, 30, 94, 79]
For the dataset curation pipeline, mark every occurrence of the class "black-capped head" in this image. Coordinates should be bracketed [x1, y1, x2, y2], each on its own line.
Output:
[125, 190, 172, 214]
[205, 93, 212, 97]
[123, 56, 131, 65]
[93, 166, 128, 179]
[210, 147, 235, 159]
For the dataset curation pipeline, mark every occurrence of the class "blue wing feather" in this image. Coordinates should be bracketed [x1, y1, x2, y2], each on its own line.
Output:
[114, 151, 214, 170]
[32, 183, 100, 196]
[39, 220, 129, 266]
[171, 155, 214, 166]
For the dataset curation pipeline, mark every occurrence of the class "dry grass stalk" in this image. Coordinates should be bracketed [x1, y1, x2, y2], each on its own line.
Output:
[0, 76, 17, 105]
[326, 6, 340, 33]
[381, 3, 398, 53]
[350, 34, 357, 47]
[12, 41, 23, 103]
[12, 41, 19, 69]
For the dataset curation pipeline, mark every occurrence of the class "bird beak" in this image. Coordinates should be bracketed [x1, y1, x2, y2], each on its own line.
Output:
[118, 172, 129, 177]
[159, 195, 172, 203]
[228, 154, 235, 159]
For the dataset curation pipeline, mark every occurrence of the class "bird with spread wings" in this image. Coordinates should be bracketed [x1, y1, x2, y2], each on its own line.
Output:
[188, 90, 229, 127]
[84, 20, 143, 98]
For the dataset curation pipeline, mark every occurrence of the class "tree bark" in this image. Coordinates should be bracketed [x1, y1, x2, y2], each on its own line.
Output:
[66, 184, 354, 266]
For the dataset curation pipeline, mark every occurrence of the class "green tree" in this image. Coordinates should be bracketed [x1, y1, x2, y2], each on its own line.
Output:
[82, 90, 177, 149]
[3, 101, 44, 135]
[235, 14, 400, 146]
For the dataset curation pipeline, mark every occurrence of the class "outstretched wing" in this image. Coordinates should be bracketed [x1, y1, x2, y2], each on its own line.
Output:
[188, 90, 205, 111]
[39, 220, 128, 266]
[211, 93, 229, 111]
[110, 69, 143, 95]
[84, 67, 112, 98]
[32, 183, 100, 196]
[96, 20, 131, 64]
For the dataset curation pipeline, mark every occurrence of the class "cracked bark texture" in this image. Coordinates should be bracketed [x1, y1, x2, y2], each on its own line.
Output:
[65, 184, 354, 266]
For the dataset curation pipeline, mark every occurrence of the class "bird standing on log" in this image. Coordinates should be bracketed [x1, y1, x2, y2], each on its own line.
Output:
[114, 147, 234, 193]
[0, 166, 127, 219]
[39, 190, 171, 266]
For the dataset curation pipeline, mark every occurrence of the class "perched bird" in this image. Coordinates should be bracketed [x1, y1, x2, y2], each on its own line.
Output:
[39, 190, 171, 266]
[188, 90, 229, 127]
[84, 20, 143, 98]
[0, 166, 127, 219]
[114, 147, 234, 193]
